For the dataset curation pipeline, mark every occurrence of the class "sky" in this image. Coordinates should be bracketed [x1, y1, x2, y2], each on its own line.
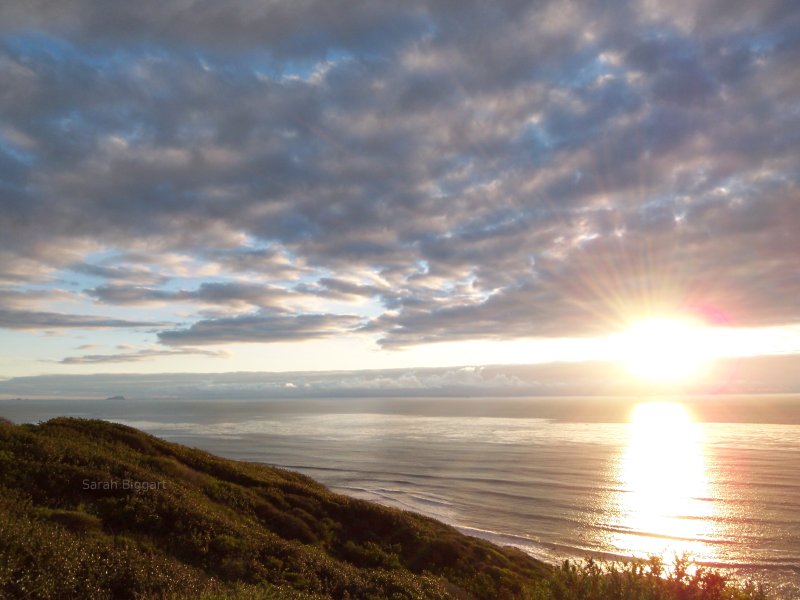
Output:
[0, 0, 799, 394]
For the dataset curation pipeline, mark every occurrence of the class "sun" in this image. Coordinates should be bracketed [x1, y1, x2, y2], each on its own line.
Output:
[615, 317, 713, 383]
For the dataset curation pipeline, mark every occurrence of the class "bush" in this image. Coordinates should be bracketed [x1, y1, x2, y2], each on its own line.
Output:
[530, 556, 769, 600]
[35, 508, 104, 535]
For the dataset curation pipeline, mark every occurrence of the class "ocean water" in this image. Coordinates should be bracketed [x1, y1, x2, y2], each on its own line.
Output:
[1, 395, 799, 598]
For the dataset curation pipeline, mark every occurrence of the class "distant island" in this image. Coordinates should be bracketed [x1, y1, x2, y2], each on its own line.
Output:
[104, 395, 126, 401]
[0, 417, 770, 599]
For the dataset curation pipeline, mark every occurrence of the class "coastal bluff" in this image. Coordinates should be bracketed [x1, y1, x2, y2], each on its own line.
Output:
[0, 417, 547, 599]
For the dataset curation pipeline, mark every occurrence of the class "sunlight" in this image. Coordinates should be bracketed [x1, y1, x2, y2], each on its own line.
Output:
[612, 402, 717, 564]
[615, 317, 713, 382]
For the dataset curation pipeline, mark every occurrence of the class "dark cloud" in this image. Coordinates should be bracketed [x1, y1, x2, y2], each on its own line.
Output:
[158, 310, 363, 345]
[0, 308, 160, 330]
[0, 0, 797, 346]
[68, 262, 167, 285]
[86, 281, 290, 308]
[0, 1, 429, 58]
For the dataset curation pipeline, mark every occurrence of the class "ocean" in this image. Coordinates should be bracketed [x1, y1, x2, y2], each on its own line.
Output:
[1, 395, 798, 598]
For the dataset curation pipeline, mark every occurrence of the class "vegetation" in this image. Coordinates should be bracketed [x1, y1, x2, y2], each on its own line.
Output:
[530, 556, 768, 600]
[0, 417, 772, 599]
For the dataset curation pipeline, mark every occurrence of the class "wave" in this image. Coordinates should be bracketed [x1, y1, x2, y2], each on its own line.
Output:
[454, 524, 800, 575]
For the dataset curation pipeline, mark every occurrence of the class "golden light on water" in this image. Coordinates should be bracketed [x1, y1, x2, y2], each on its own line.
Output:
[613, 402, 718, 564]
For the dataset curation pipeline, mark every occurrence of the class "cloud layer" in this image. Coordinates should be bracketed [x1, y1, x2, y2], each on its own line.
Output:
[2, 354, 800, 399]
[0, 0, 798, 364]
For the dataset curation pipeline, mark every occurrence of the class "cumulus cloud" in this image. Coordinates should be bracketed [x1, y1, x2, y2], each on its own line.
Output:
[0, 0, 797, 350]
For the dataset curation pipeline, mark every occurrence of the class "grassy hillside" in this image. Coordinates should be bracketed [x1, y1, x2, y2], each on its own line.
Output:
[0, 417, 770, 600]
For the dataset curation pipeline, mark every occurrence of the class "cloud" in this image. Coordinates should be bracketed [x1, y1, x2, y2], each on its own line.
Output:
[0, 285, 165, 331]
[206, 247, 305, 279]
[295, 277, 387, 301]
[58, 347, 227, 364]
[86, 281, 290, 308]
[68, 262, 167, 285]
[158, 310, 364, 345]
[0, 287, 77, 308]
[2, 355, 800, 399]
[0, 1, 428, 58]
[0, 308, 161, 330]
[0, 0, 797, 349]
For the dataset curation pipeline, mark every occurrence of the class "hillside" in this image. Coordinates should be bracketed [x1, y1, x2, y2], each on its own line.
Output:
[0, 417, 770, 600]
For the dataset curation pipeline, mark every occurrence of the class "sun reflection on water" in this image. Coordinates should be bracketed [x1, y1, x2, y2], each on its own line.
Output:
[613, 402, 718, 564]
